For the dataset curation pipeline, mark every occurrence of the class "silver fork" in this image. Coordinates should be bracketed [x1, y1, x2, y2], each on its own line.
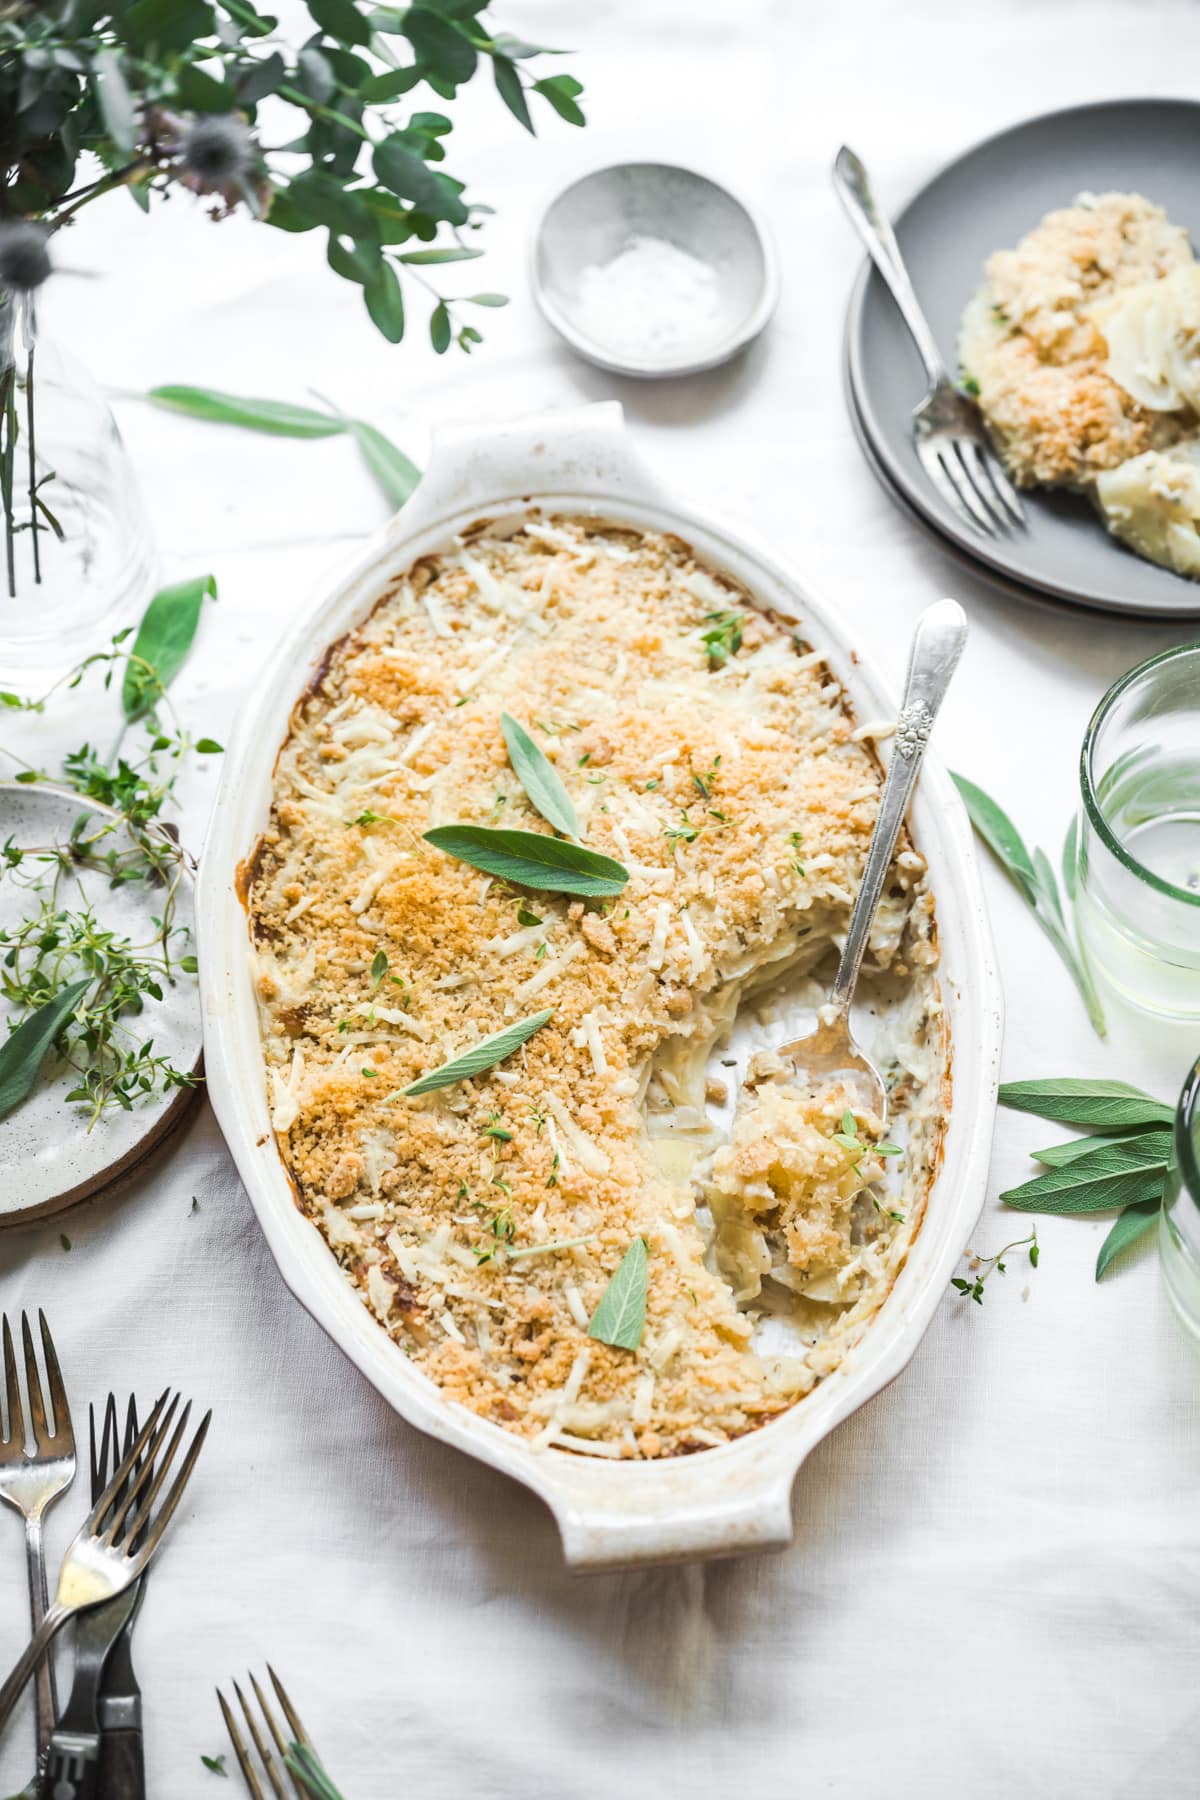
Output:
[216, 1668, 329, 1799]
[0, 1390, 210, 1737]
[44, 1395, 149, 1800]
[0, 1311, 75, 1764]
[834, 144, 1026, 537]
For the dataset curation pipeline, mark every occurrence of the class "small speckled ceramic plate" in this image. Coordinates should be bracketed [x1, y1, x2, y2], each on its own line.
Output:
[0, 784, 203, 1225]
[845, 98, 1200, 619]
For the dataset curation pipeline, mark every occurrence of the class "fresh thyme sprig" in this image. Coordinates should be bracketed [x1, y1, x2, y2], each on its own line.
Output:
[0, 576, 216, 1125]
[952, 1227, 1039, 1305]
[952, 774, 1106, 1039]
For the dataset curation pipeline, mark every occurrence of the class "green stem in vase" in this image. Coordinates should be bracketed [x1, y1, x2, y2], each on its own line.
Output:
[0, 362, 14, 600]
[25, 345, 39, 585]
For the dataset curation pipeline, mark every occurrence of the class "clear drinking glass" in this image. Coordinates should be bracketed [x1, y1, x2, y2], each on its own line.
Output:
[1075, 643, 1200, 1019]
[1159, 1056, 1200, 1341]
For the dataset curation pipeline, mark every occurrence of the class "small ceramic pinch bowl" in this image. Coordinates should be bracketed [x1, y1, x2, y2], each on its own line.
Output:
[531, 161, 779, 377]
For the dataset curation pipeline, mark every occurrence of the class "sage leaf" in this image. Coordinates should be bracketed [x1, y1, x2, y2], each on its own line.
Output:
[952, 772, 1106, 1039]
[500, 714, 578, 839]
[122, 574, 217, 721]
[347, 421, 420, 510]
[1001, 1138, 1168, 1213]
[588, 1237, 648, 1350]
[284, 1743, 345, 1800]
[1062, 814, 1079, 904]
[1033, 1128, 1171, 1168]
[999, 1078, 1173, 1131]
[1096, 1198, 1161, 1281]
[147, 386, 346, 438]
[0, 978, 91, 1121]
[402, 1008, 551, 1097]
[424, 825, 628, 897]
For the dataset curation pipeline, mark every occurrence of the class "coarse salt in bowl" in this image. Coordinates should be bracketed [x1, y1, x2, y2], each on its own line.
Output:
[531, 162, 779, 378]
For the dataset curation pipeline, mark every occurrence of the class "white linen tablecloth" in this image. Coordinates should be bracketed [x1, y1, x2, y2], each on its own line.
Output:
[2, 2, 1199, 1793]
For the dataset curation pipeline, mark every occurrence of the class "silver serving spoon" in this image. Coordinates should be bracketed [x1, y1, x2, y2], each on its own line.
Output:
[775, 598, 967, 1122]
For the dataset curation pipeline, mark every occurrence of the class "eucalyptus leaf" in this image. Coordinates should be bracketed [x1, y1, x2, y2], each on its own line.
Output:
[148, 386, 345, 439]
[0, 978, 91, 1121]
[424, 825, 628, 896]
[1001, 1139, 1168, 1214]
[429, 300, 451, 353]
[500, 714, 578, 838]
[396, 245, 483, 265]
[999, 1078, 1173, 1131]
[90, 49, 136, 153]
[402, 6, 477, 84]
[364, 258, 405, 342]
[532, 73, 585, 125]
[373, 135, 469, 224]
[347, 421, 420, 509]
[587, 1237, 648, 1350]
[493, 55, 533, 133]
[402, 1008, 552, 1096]
[122, 574, 217, 721]
[307, 0, 371, 46]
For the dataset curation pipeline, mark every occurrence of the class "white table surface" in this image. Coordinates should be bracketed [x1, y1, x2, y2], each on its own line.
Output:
[2, 2, 1199, 1794]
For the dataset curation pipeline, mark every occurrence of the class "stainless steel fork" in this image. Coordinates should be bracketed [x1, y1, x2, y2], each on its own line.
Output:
[217, 1669, 333, 1799]
[834, 144, 1026, 538]
[44, 1395, 148, 1800]
[0, 1311, 75, 1764]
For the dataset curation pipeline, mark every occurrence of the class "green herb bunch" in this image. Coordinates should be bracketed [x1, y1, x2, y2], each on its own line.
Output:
[0, 0, 585, 351]
[0, 574, 216, 1125]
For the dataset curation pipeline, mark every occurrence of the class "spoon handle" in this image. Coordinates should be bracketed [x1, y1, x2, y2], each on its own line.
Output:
[832, 145, 948, 392]
[827, 598, 967, 1018]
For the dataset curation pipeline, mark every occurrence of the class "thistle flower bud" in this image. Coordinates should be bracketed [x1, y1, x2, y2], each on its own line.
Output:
[177, 116, 258, 188]
[0, 222, 51, 295]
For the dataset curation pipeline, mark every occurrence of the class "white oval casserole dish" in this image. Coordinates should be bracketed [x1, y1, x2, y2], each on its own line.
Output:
[197, 403, 1003, 1571]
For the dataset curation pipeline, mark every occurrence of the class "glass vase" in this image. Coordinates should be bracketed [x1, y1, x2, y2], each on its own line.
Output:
[0, 298, 154, 687]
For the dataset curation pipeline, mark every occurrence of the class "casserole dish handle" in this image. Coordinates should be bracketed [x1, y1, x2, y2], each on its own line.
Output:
[383, 400, 665, 541]
[533, 1446, 800, 1572]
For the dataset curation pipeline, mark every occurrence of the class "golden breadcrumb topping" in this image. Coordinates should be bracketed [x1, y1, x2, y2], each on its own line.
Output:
[246, 516, 945, 1457]
[959, 192, 1193, 487]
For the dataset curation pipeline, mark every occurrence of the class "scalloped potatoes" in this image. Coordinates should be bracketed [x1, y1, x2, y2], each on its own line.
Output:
[959, 191, 1200, 578]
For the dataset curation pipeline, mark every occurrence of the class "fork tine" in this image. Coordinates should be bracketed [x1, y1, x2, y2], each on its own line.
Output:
[37, 1312, 71, 1449]
[250, 1672, 305, 1797]
[939, 445, 997, 535]
[84, 1390, 170, 1534]
[267, 1667, 310, 1749]
[919, 442, 992, 536]
[129, 1409, 211, 1568]
[235, 1679, 287, 1799]
[115, 1401, 191, 1550]
[20, 1314, 48, 1448]
[219, 1686, 266, 1800]
[975, 441, 1026, 524]
[962, 438, 1024, 527]
[953, 440, 1014, 533]
[2, 1317, 23, 1451]
[106, 1397, 183, 1547]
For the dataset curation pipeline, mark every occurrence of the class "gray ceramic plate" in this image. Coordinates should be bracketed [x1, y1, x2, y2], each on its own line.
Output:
[845, 97, 1200, 620]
